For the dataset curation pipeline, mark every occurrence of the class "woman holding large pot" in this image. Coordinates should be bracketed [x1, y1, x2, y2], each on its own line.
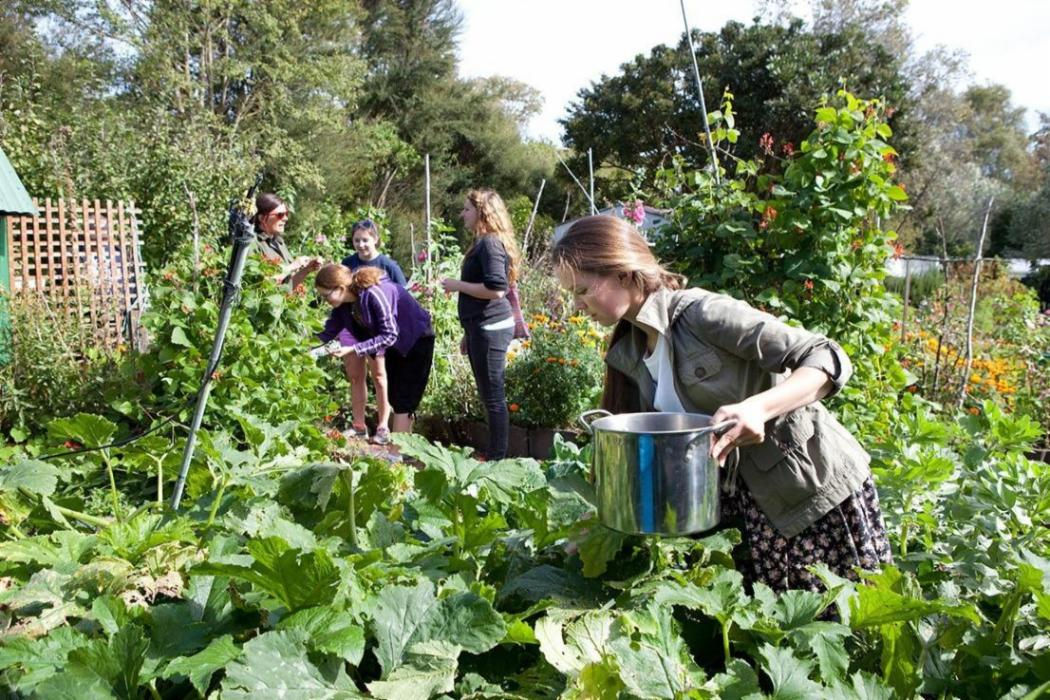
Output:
[552, 215, 891, 591]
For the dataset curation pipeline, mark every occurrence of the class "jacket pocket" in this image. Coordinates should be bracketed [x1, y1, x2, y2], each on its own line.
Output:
[739, 427, 821, 518]
[771, 409, 816, 451]
[677, 347, 722, 388]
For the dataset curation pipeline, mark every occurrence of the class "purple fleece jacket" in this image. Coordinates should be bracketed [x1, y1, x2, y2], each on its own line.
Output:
[318, 277, 433, 357]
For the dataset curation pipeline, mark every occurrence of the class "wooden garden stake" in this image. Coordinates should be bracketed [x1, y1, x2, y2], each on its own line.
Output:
[556, 153, 596, 214]
[183, 181, 201, 286]
[931, 222, 952, 394]
[679, 0, 720, 184]
[424, 154, 432, 284]
[956, 197, 994, 409]
[900, 258, 912, 342]
[587, 148, 596, 215]
[522, 178, 546, 261]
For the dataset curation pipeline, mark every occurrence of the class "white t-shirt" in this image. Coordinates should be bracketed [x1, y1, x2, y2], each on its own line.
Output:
[642, 334, 686, 413]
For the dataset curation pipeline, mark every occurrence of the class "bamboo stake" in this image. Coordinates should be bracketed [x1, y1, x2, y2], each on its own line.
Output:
[930, 222, 952, 394]
[183, 181, 201, 285]
[556, 154, 596, 213]
[409, 222, 416, 268]
[956, 197, 994, 409]
[587, 149, 596, 215]
[522, 178, 546, 261]
[679, 0, 720, 183]
[900, 258, 911, 342]
[424, 154, 431, 284]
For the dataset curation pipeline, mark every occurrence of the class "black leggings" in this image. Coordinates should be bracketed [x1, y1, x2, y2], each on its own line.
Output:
[464, 321, 513, 459]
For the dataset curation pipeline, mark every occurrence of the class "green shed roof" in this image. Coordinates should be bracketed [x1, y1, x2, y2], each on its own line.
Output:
[0, 145, 36, 215]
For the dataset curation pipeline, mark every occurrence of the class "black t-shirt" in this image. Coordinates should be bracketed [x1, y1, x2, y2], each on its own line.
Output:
[457, 235, 512, 326]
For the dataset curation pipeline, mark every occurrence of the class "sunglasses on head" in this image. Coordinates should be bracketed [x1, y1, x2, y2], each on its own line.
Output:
[351, 219, 375, 233]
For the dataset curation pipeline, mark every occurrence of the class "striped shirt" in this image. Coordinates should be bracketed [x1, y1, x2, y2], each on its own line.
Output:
[318, 277, 432, 357]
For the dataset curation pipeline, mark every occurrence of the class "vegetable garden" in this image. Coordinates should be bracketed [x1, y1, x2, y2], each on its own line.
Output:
[2, 85, 1049, 700]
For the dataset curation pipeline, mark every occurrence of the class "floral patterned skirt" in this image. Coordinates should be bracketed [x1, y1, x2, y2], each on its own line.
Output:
[721, 476, 893, 592]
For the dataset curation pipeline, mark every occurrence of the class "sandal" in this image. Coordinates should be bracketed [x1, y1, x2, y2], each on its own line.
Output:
[343, 425, 369, 440]
[371, 427, 391, 445]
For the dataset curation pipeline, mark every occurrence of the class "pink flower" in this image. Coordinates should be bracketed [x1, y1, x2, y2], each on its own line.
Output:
[782, 142, 795, 157]
[417, 249, 427, 262]
[314, 233, 328, 245]
[623, 200, 646, 226]
[759, 132, 774, 156]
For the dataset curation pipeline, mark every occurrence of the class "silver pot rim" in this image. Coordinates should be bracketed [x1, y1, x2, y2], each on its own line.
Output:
[584, 410, 724, 436]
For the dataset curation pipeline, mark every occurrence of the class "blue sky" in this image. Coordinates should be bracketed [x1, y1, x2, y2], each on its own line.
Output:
[455, 0, 1050, 143]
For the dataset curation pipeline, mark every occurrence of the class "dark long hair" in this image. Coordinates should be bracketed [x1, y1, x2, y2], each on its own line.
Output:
[551, 215, 685, 413]
[253, 193, 285, 232]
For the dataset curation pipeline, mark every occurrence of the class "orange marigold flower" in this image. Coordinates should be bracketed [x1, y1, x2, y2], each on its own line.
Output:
[509, 403, 520, 412]
[803, 279, 815, 291]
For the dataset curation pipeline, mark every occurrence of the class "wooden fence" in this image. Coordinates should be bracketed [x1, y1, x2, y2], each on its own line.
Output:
[5, 198, 147, 349]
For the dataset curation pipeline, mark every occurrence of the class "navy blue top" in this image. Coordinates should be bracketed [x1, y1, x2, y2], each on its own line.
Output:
[341, 253, 407, 286]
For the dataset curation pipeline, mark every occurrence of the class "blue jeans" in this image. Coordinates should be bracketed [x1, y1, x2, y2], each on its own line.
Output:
[465, 321, 513, 459]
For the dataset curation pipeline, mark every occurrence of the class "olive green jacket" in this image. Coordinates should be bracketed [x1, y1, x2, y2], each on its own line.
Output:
[604, 287, 870, 537]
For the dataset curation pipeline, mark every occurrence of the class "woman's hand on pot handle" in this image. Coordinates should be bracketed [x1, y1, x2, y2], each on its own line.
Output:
[709, 401, 768, 465]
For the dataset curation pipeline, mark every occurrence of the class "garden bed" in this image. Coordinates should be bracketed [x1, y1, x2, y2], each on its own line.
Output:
[416, 414, 584, 460]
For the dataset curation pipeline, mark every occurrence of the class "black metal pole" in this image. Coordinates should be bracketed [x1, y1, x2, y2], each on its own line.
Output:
[170, 180, 260, 510]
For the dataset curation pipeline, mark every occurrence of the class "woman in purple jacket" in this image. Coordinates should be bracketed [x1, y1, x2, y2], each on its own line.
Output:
[314, 264, 435, 444]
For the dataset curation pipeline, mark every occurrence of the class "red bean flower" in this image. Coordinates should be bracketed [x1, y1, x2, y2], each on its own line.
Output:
[759, 132, 774, 156]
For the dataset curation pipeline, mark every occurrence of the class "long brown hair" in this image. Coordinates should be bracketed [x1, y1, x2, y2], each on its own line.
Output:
[551, 215, 685, 413]
[314, 264, 384, 298]
[465, 188, 521, 284]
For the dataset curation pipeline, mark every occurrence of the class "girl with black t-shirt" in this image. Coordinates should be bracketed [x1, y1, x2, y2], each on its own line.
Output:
[440, 189, 522, 460]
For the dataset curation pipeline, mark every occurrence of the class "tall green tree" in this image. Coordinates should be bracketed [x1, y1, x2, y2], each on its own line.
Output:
[560, 18, 912, 202]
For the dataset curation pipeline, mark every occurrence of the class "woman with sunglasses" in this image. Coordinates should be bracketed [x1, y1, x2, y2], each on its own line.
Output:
[341, 219, 407, 286]
[314, 264, 435, 444]
[254, 193, 322, 288]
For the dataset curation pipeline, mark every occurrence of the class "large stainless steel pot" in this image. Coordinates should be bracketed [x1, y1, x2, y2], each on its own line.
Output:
[579, 410, 734, 536]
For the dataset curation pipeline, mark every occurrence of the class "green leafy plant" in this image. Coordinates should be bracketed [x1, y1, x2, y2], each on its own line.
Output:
[505, 312, 605, 429]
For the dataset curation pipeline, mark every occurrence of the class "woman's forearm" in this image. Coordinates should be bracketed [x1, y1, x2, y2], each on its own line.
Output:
[455, 280, 506, 300]
[745, 367, 833, 421]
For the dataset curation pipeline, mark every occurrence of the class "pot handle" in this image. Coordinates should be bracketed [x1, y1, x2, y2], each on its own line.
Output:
[684, 419, 738, 455]
[578, 409, 612, 434]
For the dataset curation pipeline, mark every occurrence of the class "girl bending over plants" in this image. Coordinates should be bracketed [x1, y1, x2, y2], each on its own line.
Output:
[313, 265, 435, 444]
[552, 215, 892, 591]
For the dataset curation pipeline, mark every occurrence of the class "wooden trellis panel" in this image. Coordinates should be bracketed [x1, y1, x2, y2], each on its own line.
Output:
[6, 198, 146, 349]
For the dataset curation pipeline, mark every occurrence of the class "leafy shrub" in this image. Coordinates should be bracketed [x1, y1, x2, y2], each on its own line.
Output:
[1021, 264, 1050, 310]
[0, 291, 122, 439]
[505, 313, 604, 428]
[651, 90, 910, 438]
[897, 270, 1050, 437]
[128, 241, 341, 438]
